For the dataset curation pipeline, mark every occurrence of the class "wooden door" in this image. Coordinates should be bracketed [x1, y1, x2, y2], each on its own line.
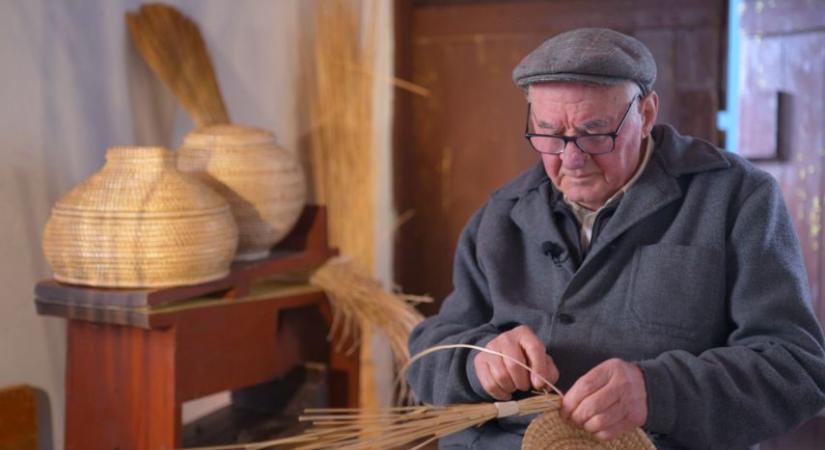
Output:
[394, 0, 726, 314]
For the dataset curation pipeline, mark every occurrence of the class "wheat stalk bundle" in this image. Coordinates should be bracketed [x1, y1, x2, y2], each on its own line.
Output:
[310, 257, 431, 402]
[294, 393, 561, 450]
[306, 0, 377, 266]
[305, 0, 387, 411]
[181, 345, 654, 450]
[126, 3, 230, 126]
[183, 395, 560, 450]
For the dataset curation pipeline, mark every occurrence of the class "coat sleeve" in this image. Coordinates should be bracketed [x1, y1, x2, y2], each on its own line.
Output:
[406, 204, 501, 405]
[637, 176, 825, 449]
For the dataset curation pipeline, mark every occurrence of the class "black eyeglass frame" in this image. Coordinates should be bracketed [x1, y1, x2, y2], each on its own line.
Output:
[523, 95, 640, 155]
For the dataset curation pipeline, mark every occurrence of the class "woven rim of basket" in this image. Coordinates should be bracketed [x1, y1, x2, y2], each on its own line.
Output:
[522, 410, 656, 450]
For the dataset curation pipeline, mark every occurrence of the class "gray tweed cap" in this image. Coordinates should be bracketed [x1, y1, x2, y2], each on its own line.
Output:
[513, 28, 656, 95]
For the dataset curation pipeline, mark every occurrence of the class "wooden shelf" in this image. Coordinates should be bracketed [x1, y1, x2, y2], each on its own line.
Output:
[34, 206, 359, 450]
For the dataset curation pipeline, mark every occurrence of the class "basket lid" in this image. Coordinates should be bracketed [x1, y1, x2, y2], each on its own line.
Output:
[182, 123, 276, 148]
[53, 146, 229, 218]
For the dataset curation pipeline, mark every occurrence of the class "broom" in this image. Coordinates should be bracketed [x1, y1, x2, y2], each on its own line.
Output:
[310, 257, 431, 403]
[126, 2, 230, 126]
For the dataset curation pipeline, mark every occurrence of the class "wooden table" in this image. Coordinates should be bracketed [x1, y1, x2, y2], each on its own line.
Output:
[35, 207, 359, 450]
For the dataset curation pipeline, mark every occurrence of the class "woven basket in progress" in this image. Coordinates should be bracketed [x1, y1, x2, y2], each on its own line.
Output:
[522, 410, 656, 450]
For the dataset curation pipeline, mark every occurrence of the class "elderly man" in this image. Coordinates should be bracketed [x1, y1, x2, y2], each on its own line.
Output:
[406, 28, 825, 449]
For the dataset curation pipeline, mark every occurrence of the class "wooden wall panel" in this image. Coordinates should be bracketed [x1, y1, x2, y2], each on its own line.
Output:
[395, 0, 726, 312]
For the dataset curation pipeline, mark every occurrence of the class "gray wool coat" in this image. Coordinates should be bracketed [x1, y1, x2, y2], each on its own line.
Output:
[406, 124, 825, 450]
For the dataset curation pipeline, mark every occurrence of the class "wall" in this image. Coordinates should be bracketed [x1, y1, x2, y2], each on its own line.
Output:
[0, 0, 395, 448]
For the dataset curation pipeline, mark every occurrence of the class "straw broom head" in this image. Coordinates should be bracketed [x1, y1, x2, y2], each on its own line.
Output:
[126, 2, 230, 126]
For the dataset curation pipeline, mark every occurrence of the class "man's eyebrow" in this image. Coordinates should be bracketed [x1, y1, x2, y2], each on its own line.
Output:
[581, 118, 610, 130]
[536, 117, 610, 132]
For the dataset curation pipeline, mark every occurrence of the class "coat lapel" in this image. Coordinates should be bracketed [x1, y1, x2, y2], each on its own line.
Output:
[510, 180, 577, 275]
[586, 153, 683, 260]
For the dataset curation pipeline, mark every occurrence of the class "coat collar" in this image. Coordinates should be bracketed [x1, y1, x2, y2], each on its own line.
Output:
[493, 124, 730, 203]
[502, 124, 731, 263]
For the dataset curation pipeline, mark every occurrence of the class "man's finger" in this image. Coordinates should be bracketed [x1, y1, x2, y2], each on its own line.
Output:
[499, 338, 530, 391]
[582, 397, 625, 434]
[521, 338, 557, 389]
[593, 418, 634, 442]
[487, 356, 517, 396]
[561, 364, 611, 420]
[570, 383, 622, 426]
[475, 358, 510, 400]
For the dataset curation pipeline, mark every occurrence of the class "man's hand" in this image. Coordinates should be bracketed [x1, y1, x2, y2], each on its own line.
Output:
[473, 325, 559, 400]
[561, 358, 648, 441]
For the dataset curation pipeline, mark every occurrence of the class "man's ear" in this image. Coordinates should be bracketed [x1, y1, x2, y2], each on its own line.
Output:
[640, 91, 659, 137]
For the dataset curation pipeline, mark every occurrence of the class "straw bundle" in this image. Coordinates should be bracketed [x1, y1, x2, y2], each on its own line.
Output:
[126, 3, 229, 127]
[182, 395, 560, 450]
[309, 258, 430, 402]
[179, 124, 307, 260]
[293, 394, 562, 449]
[306, 0, 384, 410]
[42, 146, 238, 288]
[181, 345, 653, 450]
[307, 0, 377, 270]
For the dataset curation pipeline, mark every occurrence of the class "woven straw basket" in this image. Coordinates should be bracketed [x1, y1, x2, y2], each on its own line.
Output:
[178, 124, 306, 261]
[522, 410, 656, 450]
[42, 146, 238, 288]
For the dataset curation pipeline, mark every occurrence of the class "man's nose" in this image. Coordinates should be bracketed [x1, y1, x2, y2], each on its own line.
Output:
[560, 141, 588, 169]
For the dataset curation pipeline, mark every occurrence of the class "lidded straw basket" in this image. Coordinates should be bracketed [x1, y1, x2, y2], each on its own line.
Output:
[42, 146, 239, 288]
[178, 124, 306, 261]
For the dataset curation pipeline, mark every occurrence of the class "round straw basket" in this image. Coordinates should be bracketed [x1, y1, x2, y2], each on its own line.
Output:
[178, 124, 306, 261]
[522, 410, 656, 450]
[42, 146, 238, 288]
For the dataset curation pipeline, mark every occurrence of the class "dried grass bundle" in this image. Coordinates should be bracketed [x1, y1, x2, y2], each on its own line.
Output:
[126, 3, 230, 126]
[310, 257, 431, 402]
[305, 0, 384, 410]
[182, 395, 560, 450]
[294, 394, 561, 449]
[181, 345, 654, 450]
[306, 0, 377, 269]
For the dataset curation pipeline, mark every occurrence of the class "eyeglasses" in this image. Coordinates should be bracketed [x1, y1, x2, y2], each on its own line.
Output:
[524, 96, 639, 155]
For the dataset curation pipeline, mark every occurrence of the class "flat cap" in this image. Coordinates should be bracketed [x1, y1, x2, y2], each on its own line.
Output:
[513, 28, 656, 95]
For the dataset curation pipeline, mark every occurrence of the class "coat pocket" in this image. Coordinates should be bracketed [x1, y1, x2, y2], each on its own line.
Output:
[627, 244, 724, 338]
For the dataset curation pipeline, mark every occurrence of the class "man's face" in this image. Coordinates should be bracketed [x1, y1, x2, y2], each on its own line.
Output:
[527, 82, 657, 210]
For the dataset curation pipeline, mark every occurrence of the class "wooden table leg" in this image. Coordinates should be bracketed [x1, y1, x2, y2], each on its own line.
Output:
[328, 341, 360, 408]
[65, 321, 180, 450]
[316, 301, 360, 408]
